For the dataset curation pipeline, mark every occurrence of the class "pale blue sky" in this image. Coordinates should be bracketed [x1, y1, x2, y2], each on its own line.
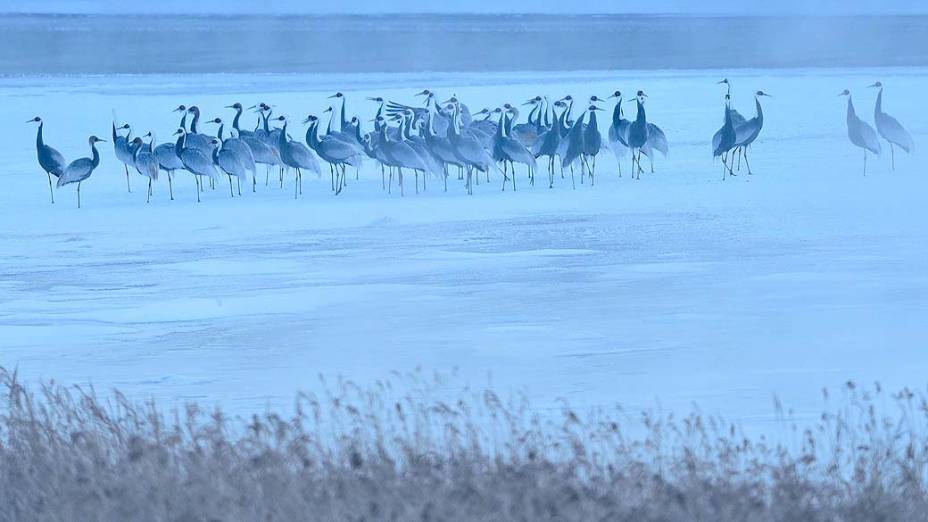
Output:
[4, 0, 927, 15]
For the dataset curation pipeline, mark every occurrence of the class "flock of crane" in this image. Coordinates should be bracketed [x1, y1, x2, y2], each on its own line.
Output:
[28, 81, 913, 207]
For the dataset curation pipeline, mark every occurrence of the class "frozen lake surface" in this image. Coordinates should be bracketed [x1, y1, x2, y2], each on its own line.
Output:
[2, 67, 927, 428]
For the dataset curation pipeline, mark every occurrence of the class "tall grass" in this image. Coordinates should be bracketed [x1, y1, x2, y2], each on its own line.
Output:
[1, 368, 927, 521]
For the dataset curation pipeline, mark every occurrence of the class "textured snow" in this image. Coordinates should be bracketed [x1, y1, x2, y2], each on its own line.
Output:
[1, 68, 926, 428]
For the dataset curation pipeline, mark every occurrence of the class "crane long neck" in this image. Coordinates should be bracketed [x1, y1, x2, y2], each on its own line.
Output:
[542, 99, 551, 128]
[636, 100, 647, 124]
[450, 105, 460, 137]
[217, 123, 224, 141]
[175, 132, 186, 157]
[375, 101, 384, 121]
[179, 112, 187, 131]
[326, 111, 335, 135]
[232, 108, 242, 131]
[846, 96, 857, 124]
[612, 99, 622, 127]
[305, 121, 318, 148]
[589, 110, 597, 128]
[755, 97, 764, 125]
[426, 112, 437, 138]
[278, 122, 288, 150]
[112, 122, 117, 142]
[496, 111, 506, 138]
[90, 142, 101, 168]
[190, 109, 200, 133]
[263, 110, 272, 133]
[36, 121, 45, 149]
[211, 146, 220, 165]
[875, 89, 883, 116]
[557, 107, 568, 136]
[340, 98, 348, 132]
[505, 111, 514, 135]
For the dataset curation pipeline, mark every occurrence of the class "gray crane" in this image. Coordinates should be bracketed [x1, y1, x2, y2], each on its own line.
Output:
[713, 94, 737, 180]
[493, 106, 537, 191]
[173, 128, 218, 203]
[27, 117, 66, 204]
[732, 91, 771, 175]
[626, 91, 651, 180]
[210, 138, 249, 197]
[533, 100, 566, 188]
[206, 117, 257, 192]
[57, 136, 106, 208]
[131, 133, 160, 203]
[868, 82, 914, 170]
[112, 121, 134, 193]
[839, 90, 882, 175]
[605, 91, 630, 178]
[276, 116, 321, 199]
[304, 114, 362, 195]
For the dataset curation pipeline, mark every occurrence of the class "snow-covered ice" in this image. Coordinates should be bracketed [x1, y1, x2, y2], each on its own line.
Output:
[2, 68, 926, 428]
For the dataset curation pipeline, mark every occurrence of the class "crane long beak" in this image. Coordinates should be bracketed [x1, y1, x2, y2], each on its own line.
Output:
[327, 94, 338, 99]
[867, 83, 879, 88]
[302, 117, 312, 124]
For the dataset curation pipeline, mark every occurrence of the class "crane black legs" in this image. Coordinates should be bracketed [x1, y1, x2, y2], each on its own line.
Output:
[46, 172, 55, 204]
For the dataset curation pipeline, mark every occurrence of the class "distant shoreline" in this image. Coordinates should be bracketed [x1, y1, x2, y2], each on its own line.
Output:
[3, 14, 924, 74]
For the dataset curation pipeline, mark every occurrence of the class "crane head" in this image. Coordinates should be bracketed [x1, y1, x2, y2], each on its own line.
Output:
[868, 82, 882, 89]
[131, 137, 143, 146]
[367, 96, 384, 102]
[717, 79, 729, 85]
[755, 91, 771, 97]
[207, 117, 222, 124]
[89, 135, 106, 144]
[838, 89, 851, 97]
[322, 107, 333, 114]
[172, 105, 186, 113]
[225, 102, 243, 110]
[328, 92, 344, 99]
[589, 95, 606, 103]
[26, 116, 42, 124]
[608, 91, 622, 99]
[209, 138, 221, 146]
[415, 89, 431, 97]
[588, 105, 604, 112]
[636, 91, 648, 101]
